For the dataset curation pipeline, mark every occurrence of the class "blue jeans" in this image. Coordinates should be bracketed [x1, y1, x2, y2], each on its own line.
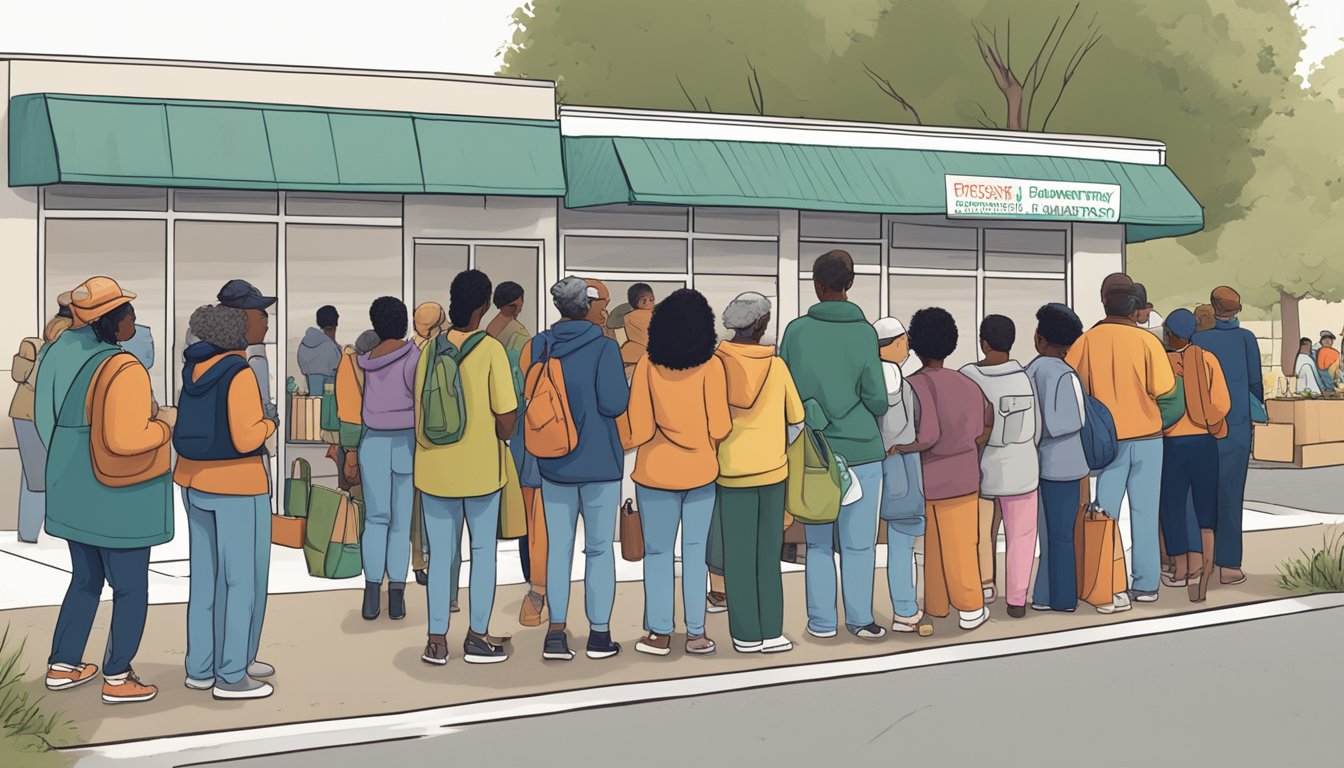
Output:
[1160, 435, 1219, 556]
[358, 428, 415, 585]
[14, 418, 47, 542]
[422, 492, 500, 635]
[637, 483, 716, 637]
[1096, 438, 1163, 594]
[805, 461, 883, 634]
[49, 542, 150, 678]
[1215, 427, 1251, 568]
[306, 373, 333, 397]
[184, 489, 271, 685]
[542, 479, 619, 632]
[1032, 479, 1081, 611]
[882, 453, 925, 619]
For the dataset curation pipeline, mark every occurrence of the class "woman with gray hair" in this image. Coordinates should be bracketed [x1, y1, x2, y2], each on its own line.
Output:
[710, 292, 803, 654]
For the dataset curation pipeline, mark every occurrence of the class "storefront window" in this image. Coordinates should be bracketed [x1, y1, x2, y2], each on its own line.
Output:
[890, 220, 978, 271]
[559, 204, 689, 232]
[888, 273, 978, 367]
[285, 192, 402, 218]
[800, 211, 882, 240]
[693, 207, 779, 237]
[983, 277, 1067, 357]
[175, 189, 279, 215]
[44, 184, 168, 212]
[565, 236, 687, 273]
[413, 243, 470, 309]
[798, 241, 881, 268]
[984, 228, 1067, 273]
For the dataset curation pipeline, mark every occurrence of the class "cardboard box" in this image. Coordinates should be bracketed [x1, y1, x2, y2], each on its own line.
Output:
[1265, 398, 1344, 445]
[1253, 423, 1295, 463]
[1295, 442, 1344, 469]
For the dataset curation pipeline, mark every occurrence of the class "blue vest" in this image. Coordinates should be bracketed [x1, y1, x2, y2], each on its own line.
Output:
[174, 346, 265, 461]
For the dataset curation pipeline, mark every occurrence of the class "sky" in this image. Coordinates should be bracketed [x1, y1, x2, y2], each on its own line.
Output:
[0, 0, 1341, 82]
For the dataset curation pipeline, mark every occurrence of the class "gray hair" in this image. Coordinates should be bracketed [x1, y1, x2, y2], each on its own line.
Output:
[551, 276, 592, 320]
[189, 304, 248, 351]
[722, 292, 772, 331]
[355, 330, 380, 355]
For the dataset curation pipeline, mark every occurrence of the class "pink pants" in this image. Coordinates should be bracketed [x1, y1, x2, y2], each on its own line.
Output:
[999, 490, 1040, 608]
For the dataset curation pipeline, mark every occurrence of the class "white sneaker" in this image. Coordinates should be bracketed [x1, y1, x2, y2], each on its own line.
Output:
[892, 611, 924, 633]
[185, 677, 213, 691]
[959, 608, 990, 630]
[1097, 593, 1133, 615]
[732, 638, 763, 654]
[982, 586, 997, 605]
[761, 636, 793, 654]
[212, 677, 274, 700]
[1031, 603, 1051, 612]
[806, 625, 838, 639]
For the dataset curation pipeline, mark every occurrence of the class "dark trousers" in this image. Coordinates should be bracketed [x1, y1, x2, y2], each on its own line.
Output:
[1038, 479, 1080, 612]
[48, 541, 151, 677]
[1160, 434, 1219, 556]
[718, 482, 786, 644]
[1215, 428, 1252, 568]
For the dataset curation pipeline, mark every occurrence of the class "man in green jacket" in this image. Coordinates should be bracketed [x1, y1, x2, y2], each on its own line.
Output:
[780, 250, 889, 640]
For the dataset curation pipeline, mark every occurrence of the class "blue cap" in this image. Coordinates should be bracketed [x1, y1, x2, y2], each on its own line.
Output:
[1165, 308, 1197, 340]
[218, 279, 276, 310]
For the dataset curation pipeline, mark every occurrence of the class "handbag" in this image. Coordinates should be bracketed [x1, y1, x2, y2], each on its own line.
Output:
[271, 513, 306, 549]
[1074, 501, 1127, 607]
[284, 458, 311, 519]
[498, 448, 527, 539]
[320, 381, 340, 432]
[785, 427, 843, 525]
[620, 498, 644, 562]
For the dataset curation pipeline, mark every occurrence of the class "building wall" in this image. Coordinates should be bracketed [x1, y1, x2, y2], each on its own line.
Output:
[1071, 223, 1126, 328]
[0, 61, 41, 451]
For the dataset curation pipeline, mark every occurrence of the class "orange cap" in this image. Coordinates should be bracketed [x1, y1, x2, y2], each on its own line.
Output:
[69, 276, 136, 328]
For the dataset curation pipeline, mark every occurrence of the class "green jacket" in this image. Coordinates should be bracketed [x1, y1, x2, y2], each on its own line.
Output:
[779, 301, 888, 465]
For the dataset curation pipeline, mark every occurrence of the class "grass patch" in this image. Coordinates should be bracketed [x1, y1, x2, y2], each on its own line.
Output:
[0, 626, 74, 768]
[1278, 526, 1344, 594]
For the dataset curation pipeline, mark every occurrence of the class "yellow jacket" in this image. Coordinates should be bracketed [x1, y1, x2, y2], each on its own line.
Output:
[713, 342, 805, 488]
[1066, 321, 1175, 441]
[621, 355, 732, 491]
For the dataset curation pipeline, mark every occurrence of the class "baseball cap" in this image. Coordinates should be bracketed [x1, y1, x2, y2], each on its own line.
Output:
[1322, 330, 1337, 341]
[1101, 273, 1135, 299]
[69, 276, 136, 328]
[873, 317, 907, 343]
[1210, 286, 1242, 315]
[56, 291, 73, 308]
[1164, 308, 1197, 340]
[217, 279, 277, 310]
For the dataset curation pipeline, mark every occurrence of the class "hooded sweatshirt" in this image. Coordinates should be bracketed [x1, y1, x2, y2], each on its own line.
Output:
[298, 327, 342, 378]
[714, 342, 805, 488]
[173, 343, 275, 495]
[960, 361, 1041, 497]
[358, 341, 421, 431]
[532, 320, 629, 484]
[878, 360, 919, 450]
[622, 353, 732, 491]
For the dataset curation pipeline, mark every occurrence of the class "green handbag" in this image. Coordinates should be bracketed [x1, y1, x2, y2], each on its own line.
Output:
[302, 485, 364, 579]
[284, 458, 311, 519]
[785, 427, 843, 525]
[320, 382, 340, 433]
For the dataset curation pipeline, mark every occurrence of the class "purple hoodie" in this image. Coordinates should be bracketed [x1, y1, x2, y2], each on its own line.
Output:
[358, 341, 421, 431]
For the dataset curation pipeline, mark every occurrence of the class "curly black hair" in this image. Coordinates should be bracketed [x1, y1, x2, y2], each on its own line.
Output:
[369, 296, 408, 341]
[647, 288, 717, 371]
[812, 250, 855, 293]
[908, 307, 958, 362]
[979, 314, 1015, 354]
[449, 269, 493, 328]
[493, 281, 524, 310]
[91, 303, 135, 346]
[1036, 303, 1084, 348]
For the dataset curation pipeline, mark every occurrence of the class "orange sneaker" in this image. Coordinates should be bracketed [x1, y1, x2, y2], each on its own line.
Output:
[102, 669, 158, 704]
[46, 662, 99, 691]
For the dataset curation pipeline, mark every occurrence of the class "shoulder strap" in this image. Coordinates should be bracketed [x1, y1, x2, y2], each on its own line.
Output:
[1185, 346, 1217, 433]
[58, 348, 123, 425]
[458, 331, 487, 360]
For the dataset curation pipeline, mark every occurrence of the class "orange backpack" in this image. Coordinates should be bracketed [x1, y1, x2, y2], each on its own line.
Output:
[523, 334, 579, 458]
[1181, 345, 1228, 439]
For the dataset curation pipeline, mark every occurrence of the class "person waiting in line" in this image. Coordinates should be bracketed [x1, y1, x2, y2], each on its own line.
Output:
[892, 307, 992, 631]
[1296, 337, 1323, 395]
[873, 317, 928, 634]
[960, 315, 1040, 618]
[37, 277, 175, 704]
[416, 270, 516, 666]
[620, 283, 656, 379]
[1027, 304, 1088, 613]
[176, 300, 280, 701]
[584, 278, 618, 342]
[1194, 304, 1216, 334]
[1159, 309, 1230, 603]
[410, 303, 447, 590]
[623, 289, 732, 657]
[11, 291, 73, 544]
[1314, 330, 1339, 392]
[298, 305, 342, 397]
[779, 250, 889, 641]
[357, 297, 422, 622]
[217, 281, 279, 420]
[534, 277, 629, 662]
[335, 329, 379, 500]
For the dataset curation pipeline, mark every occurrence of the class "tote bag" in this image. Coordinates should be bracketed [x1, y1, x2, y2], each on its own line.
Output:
[1074, 502, 1128, 607]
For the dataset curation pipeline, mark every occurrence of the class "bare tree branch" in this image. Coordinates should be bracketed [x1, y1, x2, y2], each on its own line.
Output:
[675, 74, 700, 112]
[1041, 24, 1102, 132]
[863, 63, 923, 124]
[746, 56, 765, 116]
[1025, 6, 1082, 129]
[974, 102, 999, 130]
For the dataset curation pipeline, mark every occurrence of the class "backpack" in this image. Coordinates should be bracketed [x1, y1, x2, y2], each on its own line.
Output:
[1080, 394, 1118, 472]
[418, 332, 486, 446]
[523, 333, 579, 458]
[1179, 345, 1228, 438]
[785, 425, 844, 525]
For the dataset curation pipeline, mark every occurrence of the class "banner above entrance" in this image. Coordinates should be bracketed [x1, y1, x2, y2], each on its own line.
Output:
[945, 175, 1121, 223]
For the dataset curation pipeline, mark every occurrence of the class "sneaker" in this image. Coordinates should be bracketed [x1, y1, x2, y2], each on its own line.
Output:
[706, 591, 728, 614]
[211, 676, 274, 701]
[450, 600, 460, 614]
[519, 591, 546, 628]
[1162, 573, 1194, 588]
[102, 669, 158, 704]
[1006, 604, 1027, 618]
[850, 623, 887, 640]
[982, 585, 997, 605]
[732, 638, 764, 654]
[586, 630, 622, 660]
[959, 608, 990, 631]
[892, 611, 924, 633]
[543, 630, 575, 661]
[636, 632, 672, 657]
[761, 635, 794, 654]
[388, 586, 407, 620]
[185, 676, 214, 690]
[463, 634, 509, 664]
[362, 582, 381, 621]
[46, 662, 99, 691]
[248, 661, 275, 678]
[685, 635, 717, 655]
[806, 624, 838, 639]
[422, 634, 449, 666]
[1132, 590, 1159, 603]
[414, 569, 429, 586]
[1097, 593, 1133, 615]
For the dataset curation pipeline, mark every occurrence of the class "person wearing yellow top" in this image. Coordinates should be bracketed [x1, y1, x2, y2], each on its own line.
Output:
[713, 293, 803, 654]
[1066, 280, 1176, 608]
[621, 289, 732, 657]
[415, 270, 517, 667]
[175, 296, 279, 702]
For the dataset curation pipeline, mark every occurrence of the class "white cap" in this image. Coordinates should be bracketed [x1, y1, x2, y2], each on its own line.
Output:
[585, 285, 601, 300]
[873, 317, 906, 342]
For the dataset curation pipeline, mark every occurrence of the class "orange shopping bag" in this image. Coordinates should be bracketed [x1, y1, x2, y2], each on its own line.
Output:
[1074, 501, 1127, 608]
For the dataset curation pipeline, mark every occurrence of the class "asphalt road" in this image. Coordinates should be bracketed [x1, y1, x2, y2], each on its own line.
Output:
[204, 606, 1344, 768]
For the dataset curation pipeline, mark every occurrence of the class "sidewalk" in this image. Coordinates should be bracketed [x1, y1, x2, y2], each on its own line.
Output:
[2, 519, 1337, 749]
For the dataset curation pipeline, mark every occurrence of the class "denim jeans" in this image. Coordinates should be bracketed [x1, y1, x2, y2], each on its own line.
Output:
[1032, 479, 1080, 611]
[1215, 427, 1252, 568]
[1096, 438, 1163, 594]
[881, 453, 925, 620]
[542, 479, 619, 632]
[358, 428, 415, 585]
[421, 491, 500, 636]
[804, 461, 882, 634]
[637, 483, 716, 637]
[48, 542, 150, 678]
[306, 373, 333, 398]
[1160, 435, 1219, 556]
[13, 418, 46, 542]
[184, 489, 271, 685]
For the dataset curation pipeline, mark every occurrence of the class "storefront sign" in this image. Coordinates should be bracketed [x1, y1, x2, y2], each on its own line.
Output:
[945, 175, 1121, 223]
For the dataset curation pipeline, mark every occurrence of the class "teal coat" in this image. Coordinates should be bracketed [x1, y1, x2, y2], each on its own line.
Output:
[779, 301, 888, 465]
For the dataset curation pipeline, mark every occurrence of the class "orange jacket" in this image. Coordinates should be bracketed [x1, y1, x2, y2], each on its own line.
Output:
[89, 354, 172, 484]
[1066, 322, 1176, 441]
[174, 352, 276, 495]
[621, 355, 732, 491]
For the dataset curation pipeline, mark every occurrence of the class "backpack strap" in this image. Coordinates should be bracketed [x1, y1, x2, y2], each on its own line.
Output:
[457, 331, 487, 360]
[1184, 345, 1222, 435]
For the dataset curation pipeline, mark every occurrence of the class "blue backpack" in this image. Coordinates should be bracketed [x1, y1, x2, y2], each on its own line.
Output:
[1080, 395, 1118, 471]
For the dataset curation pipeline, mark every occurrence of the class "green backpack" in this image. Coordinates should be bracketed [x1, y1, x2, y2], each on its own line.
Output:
[419, 332, 486, 446]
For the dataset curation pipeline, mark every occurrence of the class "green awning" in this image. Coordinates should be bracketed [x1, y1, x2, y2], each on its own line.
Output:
[564, 136, 1203, 243]
[9, 93, 566, 196]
